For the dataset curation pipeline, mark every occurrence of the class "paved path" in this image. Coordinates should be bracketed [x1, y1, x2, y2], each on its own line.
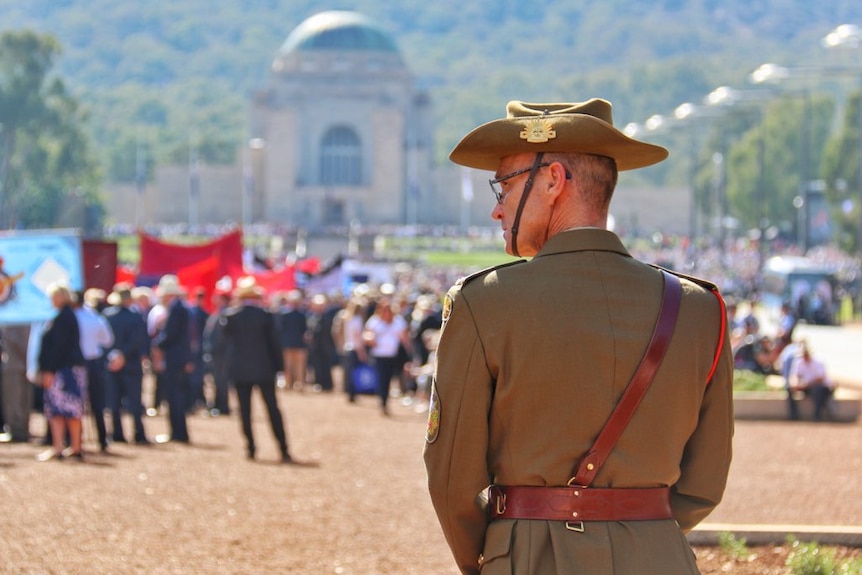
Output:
[691, 416, 861, 546]
[1, 323, 860, 573]
[695, 320, 862, 545]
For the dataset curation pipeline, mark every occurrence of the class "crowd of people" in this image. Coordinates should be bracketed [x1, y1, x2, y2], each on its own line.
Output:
[728, 295, 839, 421]
[0, 273, 445, 462]
[1, 221, 859, 457]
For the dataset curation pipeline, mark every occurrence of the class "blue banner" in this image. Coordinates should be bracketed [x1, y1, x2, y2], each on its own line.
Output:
[0, 229, 84, 325]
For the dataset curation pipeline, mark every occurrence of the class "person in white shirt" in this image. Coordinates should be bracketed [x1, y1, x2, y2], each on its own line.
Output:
[788, 341, 836, 421]
[74, 289, 115, 452]
[146, 298, 168, 414]
[363, 298, 412, 416]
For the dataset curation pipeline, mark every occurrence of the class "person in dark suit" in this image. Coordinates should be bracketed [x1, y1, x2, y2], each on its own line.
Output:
[151, 275, 192, 443]
[306, 293, 336, 392]
[202, 290, 231, 416]
[0, 324, 32, 443]
[274, 289, 308, 392]
[220, 276, 292, 463]
[103, 284, 151, 445]
[187, 287, 210, 412]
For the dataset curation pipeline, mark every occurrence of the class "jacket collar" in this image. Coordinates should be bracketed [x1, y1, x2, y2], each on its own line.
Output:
[533, 228, 632, 259]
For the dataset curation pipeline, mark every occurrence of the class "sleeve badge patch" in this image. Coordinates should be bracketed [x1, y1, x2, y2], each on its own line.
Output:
[425, 380, 441, 444]
[442, 293, 453, 323]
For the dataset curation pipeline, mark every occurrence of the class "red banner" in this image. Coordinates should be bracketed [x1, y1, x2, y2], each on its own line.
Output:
[251, 266, 297, 295]
[82, 240, 118, 292]
[138, 230, 244, 280]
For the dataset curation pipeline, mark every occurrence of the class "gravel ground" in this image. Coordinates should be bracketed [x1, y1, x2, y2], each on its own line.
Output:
[1, 375, 860, 575]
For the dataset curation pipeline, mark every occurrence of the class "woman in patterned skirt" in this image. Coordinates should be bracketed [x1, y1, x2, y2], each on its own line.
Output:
[37, 283, 88, 462]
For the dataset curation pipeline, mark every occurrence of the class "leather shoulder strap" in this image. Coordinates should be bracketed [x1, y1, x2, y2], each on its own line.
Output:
[570, 270, 682, 487]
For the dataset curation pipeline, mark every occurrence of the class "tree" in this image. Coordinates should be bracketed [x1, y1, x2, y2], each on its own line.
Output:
[820, 91, 862, 253]
[717, 95, 834, 244]
[0, 30, 101, 232]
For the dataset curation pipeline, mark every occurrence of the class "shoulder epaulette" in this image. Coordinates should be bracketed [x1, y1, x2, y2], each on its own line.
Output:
[650, 265, 719, 293]
[456, 259, 527, 287]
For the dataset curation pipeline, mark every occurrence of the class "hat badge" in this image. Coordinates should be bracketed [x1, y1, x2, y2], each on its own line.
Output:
[520, 118, 556, 143]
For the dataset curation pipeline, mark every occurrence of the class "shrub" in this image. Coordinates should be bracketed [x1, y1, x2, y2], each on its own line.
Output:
[718, 531, 750, 559]
[733, 369, 772, 392]
[785, 536, 862, 575]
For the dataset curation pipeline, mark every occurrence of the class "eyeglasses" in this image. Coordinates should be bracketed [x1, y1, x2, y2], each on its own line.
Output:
[488, 163, 550, 204]
[488, 163, 572, 204]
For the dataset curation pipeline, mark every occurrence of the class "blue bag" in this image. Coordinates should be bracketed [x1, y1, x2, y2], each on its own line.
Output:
[351, 363, 379, 395]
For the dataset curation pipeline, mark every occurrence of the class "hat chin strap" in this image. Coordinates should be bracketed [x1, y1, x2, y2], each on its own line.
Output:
[509, 152, 545, 258]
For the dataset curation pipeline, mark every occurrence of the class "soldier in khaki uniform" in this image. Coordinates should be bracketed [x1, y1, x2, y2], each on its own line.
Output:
[423, 100, 734, 574]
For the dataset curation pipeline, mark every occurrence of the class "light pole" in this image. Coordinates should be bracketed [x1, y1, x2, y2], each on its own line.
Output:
[749, 62, 813, 253]
[704, 85, 774, 264]
[823, 24, 861, 50]
[135, 137, 146, 229]
[243, 138, 266, 229]
[674, 103, 700, 242]
[188, 136, 199, 231]
[0, 121, 6, 229]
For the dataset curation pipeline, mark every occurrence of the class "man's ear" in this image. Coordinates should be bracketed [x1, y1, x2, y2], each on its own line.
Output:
[546, 162, 569, 199]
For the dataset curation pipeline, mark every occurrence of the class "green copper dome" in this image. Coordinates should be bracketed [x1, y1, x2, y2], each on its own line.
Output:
[280, 11, 399, 54]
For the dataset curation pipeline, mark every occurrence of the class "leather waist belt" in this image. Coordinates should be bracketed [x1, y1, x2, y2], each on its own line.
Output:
[488, 485, 672, 523]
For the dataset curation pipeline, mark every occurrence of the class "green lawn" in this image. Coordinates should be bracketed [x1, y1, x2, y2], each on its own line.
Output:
[112, 232, 518, 270]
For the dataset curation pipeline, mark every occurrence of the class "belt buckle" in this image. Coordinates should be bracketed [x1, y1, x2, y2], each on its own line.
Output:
[489, 485, 507, 516]
[494, 492, 506, 515]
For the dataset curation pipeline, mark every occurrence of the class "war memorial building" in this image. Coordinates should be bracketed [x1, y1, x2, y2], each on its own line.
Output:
[104, 10, 685, 237]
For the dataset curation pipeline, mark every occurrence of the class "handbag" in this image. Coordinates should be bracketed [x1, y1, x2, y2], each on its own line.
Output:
[351, 362, 379, 395]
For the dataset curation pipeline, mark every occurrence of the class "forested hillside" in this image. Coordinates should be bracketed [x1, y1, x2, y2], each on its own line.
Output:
[2, 0, 861, 175]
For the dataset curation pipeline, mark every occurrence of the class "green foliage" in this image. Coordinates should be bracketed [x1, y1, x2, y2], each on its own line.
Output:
[820, 93, 862, 252]
[719, 95, 837, 237]
[0, 29, 101, 232]
[6, 0, 860, 167]
[717, 531, 750, 560]
[786, 536, 838, 575]
[732, 370, 772, 392]
[838, 557, 862, 575]
[784, 535, 862, 575]
[717, 534, 862, 574]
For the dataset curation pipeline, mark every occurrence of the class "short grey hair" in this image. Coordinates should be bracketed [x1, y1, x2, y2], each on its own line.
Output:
[545, 152, 618, 210]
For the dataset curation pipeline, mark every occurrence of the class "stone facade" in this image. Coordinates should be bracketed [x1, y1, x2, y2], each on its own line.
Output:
[247, 11, 433, 229]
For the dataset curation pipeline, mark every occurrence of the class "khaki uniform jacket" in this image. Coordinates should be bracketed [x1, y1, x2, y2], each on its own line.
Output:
[424, 229, 734, 575]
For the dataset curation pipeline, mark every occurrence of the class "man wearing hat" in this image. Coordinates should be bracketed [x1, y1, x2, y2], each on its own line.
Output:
[102, 283, 151, 445]
[152, 275, 192, 443]
[220, 277, 293, 463]
[423, 100, 734, 574]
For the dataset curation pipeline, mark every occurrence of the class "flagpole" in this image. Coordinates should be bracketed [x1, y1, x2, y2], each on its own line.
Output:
[460, 167, 474, 233]
[244, 138, 265, 230]
[189, 134, 199, 231]
[135, 138, 145, 229]
[242, 145, 251, 230]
